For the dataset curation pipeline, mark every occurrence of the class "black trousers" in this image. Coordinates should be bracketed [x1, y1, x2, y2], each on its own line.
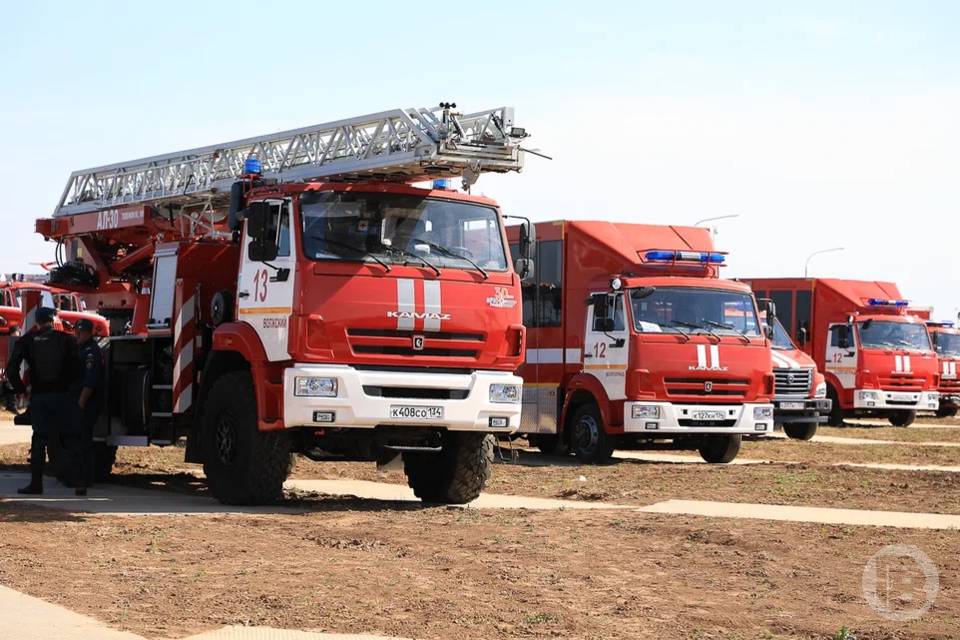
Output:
[28, 392, 71, 471]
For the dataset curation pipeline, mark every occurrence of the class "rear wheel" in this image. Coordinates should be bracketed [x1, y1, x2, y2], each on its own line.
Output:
[201, 371, 293, 505]
[825, 386, 844, 427]
[698, 434, 741, 463]
[888, 410, 916, 427]
[569, 404, 615, 464]
[783, 423, 817, 441]
[936, 405, 958, 419]
[403, 432, 493, 504]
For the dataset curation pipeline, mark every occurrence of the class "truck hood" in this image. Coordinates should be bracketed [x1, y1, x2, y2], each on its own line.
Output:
[627, 336, 773, 403]
[937, 355, 960, 393]
[290, 267, 523, 371]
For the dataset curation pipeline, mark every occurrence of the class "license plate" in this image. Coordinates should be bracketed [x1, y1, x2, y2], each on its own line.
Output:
[691, 410, 725, 421]
[780, 401, 805, 410]
[389, 405, 444, 420]
[889, 393, 916, 402]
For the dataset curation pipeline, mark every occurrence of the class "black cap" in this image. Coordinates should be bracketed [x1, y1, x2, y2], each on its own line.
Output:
[75, 318, 94, 332]
[36, 307, 56, 323]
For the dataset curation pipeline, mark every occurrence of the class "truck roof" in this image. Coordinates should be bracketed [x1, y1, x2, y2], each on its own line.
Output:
[744, 277, 906, 314]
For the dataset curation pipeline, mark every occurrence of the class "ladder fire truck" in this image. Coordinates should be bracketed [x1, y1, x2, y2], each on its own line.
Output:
[507, 221, 774, 464]
[744, 278, 940, 427]
[33, 104, 535, 504]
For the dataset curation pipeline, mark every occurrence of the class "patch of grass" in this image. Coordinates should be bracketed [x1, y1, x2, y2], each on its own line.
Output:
[832, 626, 856, 640]
[523, 612, 555, 625]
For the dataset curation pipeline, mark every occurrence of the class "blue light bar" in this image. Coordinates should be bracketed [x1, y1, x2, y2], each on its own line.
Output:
[432, 178, 450, 190]
[644, 250, 725, 264]
[866, 298, 909, 307]
[927, 321, 955, 328]
[243, 155, 262, 175]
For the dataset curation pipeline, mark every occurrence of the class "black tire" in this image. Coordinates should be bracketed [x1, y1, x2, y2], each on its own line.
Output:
[93, 443, 118, 482]
[825, 386, 844, 427]
[888, 410, 916, 427]
[569, 403, 615, 464]
[698, 434, 741, 463]
[936, 405, 958, 419]
[201, 371, 293, 505]
[783, 423, 817, 441]
[528, 433, 564, 455]
[403, 432, 493, 504]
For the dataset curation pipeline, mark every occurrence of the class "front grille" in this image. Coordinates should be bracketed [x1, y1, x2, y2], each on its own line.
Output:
[773, 367, 812, 398]
[363, 386, 469, 400]
[353, 345, 478, 358]
[878, 376, 924, 391]
[348, 328, 482, 361]
[677, 419, 738, 428]
[664, 377, 750, 399]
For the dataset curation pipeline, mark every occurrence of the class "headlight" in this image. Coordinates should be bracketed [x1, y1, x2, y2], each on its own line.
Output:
[294, 376, 338, 397]
[631, 405, 660, 419]
[814, 382, 827, 398]
[489, 383, 521, 404]
[858, 390, 878, 401]
[753, 406, 773, 420]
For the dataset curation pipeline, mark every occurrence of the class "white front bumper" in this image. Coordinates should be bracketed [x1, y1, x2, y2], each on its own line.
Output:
[852, 389, 939, 411]
[623, 401, 775, 435]
[283, 364, 521, 432]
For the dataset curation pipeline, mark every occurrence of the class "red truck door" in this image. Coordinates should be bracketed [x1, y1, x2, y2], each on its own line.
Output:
[583, 292, 629, 401]
[825, 323, 857, 392]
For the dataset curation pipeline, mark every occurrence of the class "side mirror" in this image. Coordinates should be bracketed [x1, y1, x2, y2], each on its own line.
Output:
[758, 297, 777, 320]
[244, 201, 272, 239]
[519, 220, 536, 260]
[797, 326, 808, 346]
[244, 202, 278, 262]
[764, 322, 774, 340]
[514, 257, 535, 281]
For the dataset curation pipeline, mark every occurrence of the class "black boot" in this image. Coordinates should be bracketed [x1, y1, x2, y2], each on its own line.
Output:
[17, 469, 43, 495]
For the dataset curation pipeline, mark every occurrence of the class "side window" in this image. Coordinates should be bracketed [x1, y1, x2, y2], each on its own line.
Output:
[535, 240, 563, 328]
[276, 203, 291, 257]
[511, 242, 536, 327]
[593, 294, 624, 332]
[829, 325, 849, 347]
[770, 290, 794, 336]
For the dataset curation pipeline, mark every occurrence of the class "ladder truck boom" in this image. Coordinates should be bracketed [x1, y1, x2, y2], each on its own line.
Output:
[33, 103, 535, 507]
[54, 104, 526, 218]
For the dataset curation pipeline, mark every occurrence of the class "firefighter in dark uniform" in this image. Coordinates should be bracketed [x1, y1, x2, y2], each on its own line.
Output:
[71, 318, 102, 496]
[5, 307, 79, 495]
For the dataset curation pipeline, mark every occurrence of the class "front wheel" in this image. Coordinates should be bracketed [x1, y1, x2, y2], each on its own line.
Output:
[936, 405, 958, 419]
[403, 432, 494, 504]
[783, 423, 817, 441]
[825, 386, 844, 427]
[698, 434, 741, 463]
[201, 371, 293, 505]
[569, 404, 615, 464]
[888, 410, 916, 427]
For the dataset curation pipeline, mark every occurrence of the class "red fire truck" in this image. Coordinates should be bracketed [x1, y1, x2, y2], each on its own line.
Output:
[32, 104, 534, 504]
[926, 321, 960, 418]
[765, 314, 830, 439]
[744, 278, 939, 427]
[508, 221, 774, 464]
[0, 279, 109, 337]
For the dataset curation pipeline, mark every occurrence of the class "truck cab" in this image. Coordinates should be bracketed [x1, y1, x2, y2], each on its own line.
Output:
[510, 221, 773, 464]
[925, 321, 960, 418]
[746, 278, 939, 427]
[766, 314, 830, 439]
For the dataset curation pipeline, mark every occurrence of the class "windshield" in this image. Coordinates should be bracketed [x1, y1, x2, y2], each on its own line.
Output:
[300, 191, 508, 272]
[630, 287, 761, 336]
[771, 316, 795, 350]
[857, 320, 931, 351]
[933, 332, 960, 357]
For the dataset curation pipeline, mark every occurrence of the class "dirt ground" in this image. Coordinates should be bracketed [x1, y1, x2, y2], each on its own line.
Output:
[1, 415, 959, 639]
[1, 502, 958, 640]
[818, 423, 960, 443]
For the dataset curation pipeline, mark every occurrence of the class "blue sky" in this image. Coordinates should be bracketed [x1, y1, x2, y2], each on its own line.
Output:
[1, 1, 958, 316]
